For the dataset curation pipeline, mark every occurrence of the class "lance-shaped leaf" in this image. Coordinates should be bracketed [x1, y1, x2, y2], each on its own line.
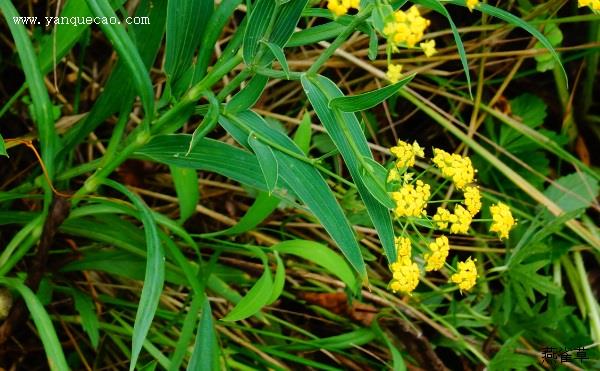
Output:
[329, 74, 414, 112]
[248, 133, 279, 194]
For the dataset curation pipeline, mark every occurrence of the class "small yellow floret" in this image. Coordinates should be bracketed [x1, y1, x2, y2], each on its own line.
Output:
[391, 180, 431, 218]
[466, 0, 479, 11]
[450, 205, 472, 234]
[383, 6, 431, 48]
[390, 140, 424, 168]
[386, 64, 403, 83]
[433, 207, 452, 229]
[424, 235, 450, 271]
[389, 261, 420, 294]
[432, 148, 476, 190]
[394, 236, 412, 265]
[578, 0, 599, 10]
[450, 257, 477, 293]
[420, 39, 437, 57]
[489, 202, 516, 239]
[463, 186, 482, 216]
[326, 0, 360, 16]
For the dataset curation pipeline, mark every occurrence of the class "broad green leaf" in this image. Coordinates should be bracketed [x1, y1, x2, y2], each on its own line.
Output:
[0, 0, 58, 176]
[84, 0, 155, 122]
[169, 166, 199, 223]
[188, 297, 219, 371]
[330, 74, 414, 112]
[293, 112, 312, 155]
[360, 157, 395, 209]
[261, 41, 290, 78]
[72, 289, 100, 348]
[103, 180, 165, 371]
[243, 0, 277, 65]
[226, 74, 269, 113]
[219, 111, 366, 277]
[272, 240, 356, 291]
[0, 133, 7, 157]
[267, 252, 286, 304]
[187, 91, 220, 154]
[413, 0, 472, 97]
[302, 74, 396, 264]
[165, 0, 213, 85]
[0, 278, 68, 371]
[543, 173, 599, 215]
[222, 256, 273, 321]
[248, 133, 279, 194]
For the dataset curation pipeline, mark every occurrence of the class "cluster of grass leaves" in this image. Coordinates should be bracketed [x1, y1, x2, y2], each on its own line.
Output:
[0, 0, 599, 370]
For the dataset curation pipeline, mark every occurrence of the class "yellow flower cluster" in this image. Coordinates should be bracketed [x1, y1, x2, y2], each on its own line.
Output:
[463, 186, 482, 216]
[390, 140, 424, 168]
[579, 0, 600, 10]
[424, 235, 450, 271]
[450, 205, 472, 234]
[432, 207, 452, 229]
[389, 237, 420, 294]
[327, 0, 360, 16]
[383, 6, 431, 48]
[432, 148, 476, 190]
[466, 0, 480, 11]
[489, 202, 516, 239]
[450, 257, 478, 293]
[420, 39, 437, 57]
[386, 64, 403, 83]
[391, 180, 430, 217]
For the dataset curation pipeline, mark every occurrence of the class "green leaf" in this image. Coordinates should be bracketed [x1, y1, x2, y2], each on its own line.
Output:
[0, 133, 7, 157]
[165, 0, 213, 84]
[248, 133, 279, 194]
[360, 157, 395, 209]
[370, 3, 394, 32]
[413, 0, 472, 97]
[218, 192, 280, 236]
[261, 41, 290, 78]
[220, 110, 366, 277]
[302, 74, 396, 264]
[534, 22, 563, 72]
[293, 112, 312, 155]
[243, 0, 277, 65]
[84, 0, 155, 122]
[222, 251, 273, 321]
[287, 22, 341, 47]
[103, 180, 165, 371]
[72, 289, 100, 349]
[267, 252, 286, 304]
[0, 0, 58, 175]
[187, 91, 220, 154]
[226, 74, 269, 113]
[170, 166, 199, 223]
[169, 292, 203, 371]
[488, 335, 536, 371]
[543, 172, 599, 215]
[188, 297, 218, 371]
[272, 240, 357, 291]
[0, 278, 69, 371]
[329, 74, 414, 112]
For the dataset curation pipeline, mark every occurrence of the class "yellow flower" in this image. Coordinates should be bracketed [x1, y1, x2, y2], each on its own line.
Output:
[390, 261, 420, 294]
[390, 140, 424, 168]
[391, 180, 431, 218]
[466, 0, 479, 11]
[383, 6, 431, 48]
[450, 257, 477, 293]
[394, 236, 412, 265]
[387, 167, 401, 183]
[424, 235, 450, 271]
[433, 207, 452, 229]
[326, 0, 359, 16]
[450, 205, 472, 234]
[579, 0, 600, 9]
[386, 64, 403, 83]
[463, 186, 482, 216]
[420, 39, 437, 57]
[432, 148, 476, 190]
[489, 202, 515, 239]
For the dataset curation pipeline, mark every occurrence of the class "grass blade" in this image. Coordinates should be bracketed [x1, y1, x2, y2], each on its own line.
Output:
[72, 289, 100, 349]
[103, 180, 165, 371]
[188, 297, 218, 370]
[169, 166, 199, 223]
[0, 277, 69, 371]
[248, 133, 279, 194]
[0, 133, 7, 157]
[329, 74, 414, 112]
[243, 0, 277, 65]
[267, 252, 286, 304]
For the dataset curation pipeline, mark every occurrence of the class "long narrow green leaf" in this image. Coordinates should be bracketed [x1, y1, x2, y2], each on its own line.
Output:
[72, 289, 100, 349]
[243, 0, 277, 65]
[0, 0, 58, 176]
[267, 252, 286, 304]
[248, 133, 279, 194]
[302, 74, 396, 264]
[103, 180, 165, 371]
[188, 297, 218, 370]
[261, 41, 290, 78]
[187, 91, 219, 154]
[0, 133, 7, 157]
[220, 111, 367, 277]
[84, 0, 155, 121]
[329, 74, 414, 112]
[220, 192, 280, 236]
[169, 292, 203, 371]
[165, 0, 213, 85]
[0, 277, 69, 371]
[170, 166, 199, 223]
[226, 74, 269, 113]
